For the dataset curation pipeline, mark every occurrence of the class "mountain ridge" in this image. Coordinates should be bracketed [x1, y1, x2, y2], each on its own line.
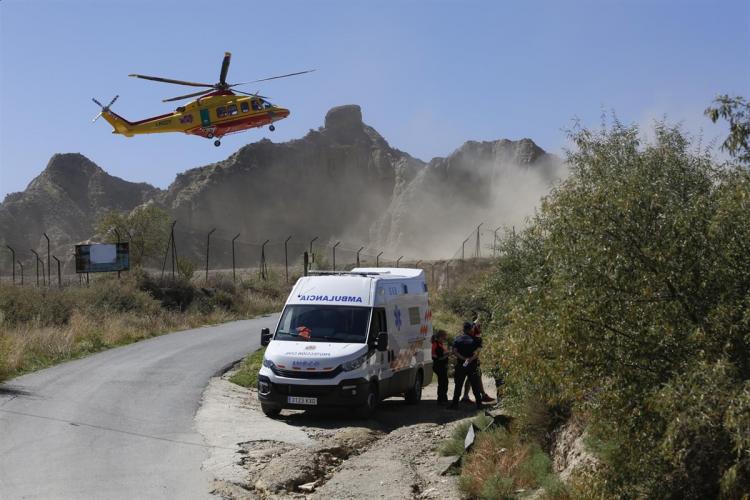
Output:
[0, 105, 562, 267]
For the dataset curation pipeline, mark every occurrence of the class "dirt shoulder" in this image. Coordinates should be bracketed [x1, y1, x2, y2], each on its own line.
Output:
[196, 367, 499, 499]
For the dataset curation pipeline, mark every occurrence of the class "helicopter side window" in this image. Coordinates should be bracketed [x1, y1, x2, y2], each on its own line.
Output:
[216, 106, 226, 118]
[240, 102, 249, 113]
[228, 104, 238, 116]
[263, 100, 273, 109]
[251, 100, 262, 111]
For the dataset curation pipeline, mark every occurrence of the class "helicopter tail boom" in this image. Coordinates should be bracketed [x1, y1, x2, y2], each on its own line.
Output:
[92, 96, 135, 136]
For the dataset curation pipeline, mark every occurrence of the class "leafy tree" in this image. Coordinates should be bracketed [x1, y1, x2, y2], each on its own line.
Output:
[706, 95, 750, 164]
[482, 120, 750, 498]
[96, 205, 170, 267]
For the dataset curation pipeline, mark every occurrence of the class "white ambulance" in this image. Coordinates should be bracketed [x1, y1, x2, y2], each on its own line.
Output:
[257, 268, 433, 418]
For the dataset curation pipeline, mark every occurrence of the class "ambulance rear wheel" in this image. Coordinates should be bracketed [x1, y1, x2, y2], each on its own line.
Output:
[405, 370, 423, 404]
[261, 404, 281, 418]
[357, 383, 379, 419]
[269, 125, 276, 131]
[214, 140, 221, 147]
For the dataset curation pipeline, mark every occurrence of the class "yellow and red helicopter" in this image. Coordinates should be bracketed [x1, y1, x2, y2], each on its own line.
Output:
[92, 52, 313, 146]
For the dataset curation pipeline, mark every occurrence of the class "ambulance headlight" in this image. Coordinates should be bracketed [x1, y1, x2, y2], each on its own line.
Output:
[262, 357, 276, 370]
[342, 354, 367, 372]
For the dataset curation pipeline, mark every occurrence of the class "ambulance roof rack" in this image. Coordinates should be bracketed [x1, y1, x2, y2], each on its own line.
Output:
[308, 270, 385, 277]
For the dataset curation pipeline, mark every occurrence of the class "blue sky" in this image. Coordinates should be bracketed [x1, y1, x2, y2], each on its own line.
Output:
[1, 0, 748, 198]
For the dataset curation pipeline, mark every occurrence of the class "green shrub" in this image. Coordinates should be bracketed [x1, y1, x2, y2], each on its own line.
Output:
[478, 120, 750, 497]
[229, 347, 265, 388]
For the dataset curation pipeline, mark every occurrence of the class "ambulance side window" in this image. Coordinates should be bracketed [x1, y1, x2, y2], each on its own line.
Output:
[369, 308, 386, 344]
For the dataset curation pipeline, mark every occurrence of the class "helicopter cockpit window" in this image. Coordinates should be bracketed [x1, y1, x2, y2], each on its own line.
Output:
[251, 100, 262, 111]
[240, 102, 249, 113]
[216, 106, 226, 118]
[263, 100, 273, 109]
[228, 104, 238, 116]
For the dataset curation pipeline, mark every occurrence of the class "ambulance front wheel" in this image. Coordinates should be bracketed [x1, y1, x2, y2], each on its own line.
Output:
[261, 403, 281, 418]
[405, 370, 423, 404]
[357, 382, 379, 419]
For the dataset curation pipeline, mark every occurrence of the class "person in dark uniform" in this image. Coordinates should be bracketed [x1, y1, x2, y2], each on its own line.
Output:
[461, 319, 495, 404]
[448, 322, 483, 410]
[431, 330, 450, 404]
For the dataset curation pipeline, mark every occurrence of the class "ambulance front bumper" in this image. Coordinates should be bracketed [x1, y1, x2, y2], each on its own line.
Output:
[257, 374, 370, 409]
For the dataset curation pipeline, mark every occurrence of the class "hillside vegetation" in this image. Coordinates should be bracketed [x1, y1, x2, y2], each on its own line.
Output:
[0, 271, 287, 382]
[443, 119, 750, 498]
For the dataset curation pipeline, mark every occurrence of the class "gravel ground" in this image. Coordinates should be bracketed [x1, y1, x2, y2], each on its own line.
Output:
[197, 368, 499, 499]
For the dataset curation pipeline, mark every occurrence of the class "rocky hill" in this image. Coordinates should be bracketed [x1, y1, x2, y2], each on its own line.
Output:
[0, 153, 159, 263]
[0, 105, 563, 266]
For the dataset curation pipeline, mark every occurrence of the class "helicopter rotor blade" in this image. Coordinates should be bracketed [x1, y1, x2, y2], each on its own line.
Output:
[92, 98, 104, 108]
[107, 95, 119, 108]
[219, 52, 231, 86]
[232, 89, 270, 99]
[230, 69, 315, 86]
[162, 88, 214, 103]
[129, 74, 214, 88]
[91, 112, 102, 123]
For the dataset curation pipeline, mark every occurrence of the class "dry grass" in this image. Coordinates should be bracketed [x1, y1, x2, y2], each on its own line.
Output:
[0, 273, 286, 382]
[458, 426, 561, 499]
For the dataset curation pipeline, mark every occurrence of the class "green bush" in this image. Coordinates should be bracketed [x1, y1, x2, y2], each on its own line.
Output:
[479, 120, 750, 497]
[229, 347, 266, 388]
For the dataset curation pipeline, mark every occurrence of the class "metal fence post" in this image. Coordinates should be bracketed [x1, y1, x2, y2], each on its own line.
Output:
[415, 260, 422, 268]
[205, 228, 216, 284]
[396, 256, 403, 268]
[376, 251, 383, 267]
[43, 233, 50, 286]
[356, 246, 364, 267]
[475, 222, 483, 259]
[6, 245, 15, 284]
[461, 237, 470, 272]
[303, 251, 309, 276]
[260, 239, 270, 280]
[53, 256, 62, 288]
[112, 229, 121, 279]
[445, 260, 450, 289]
[30, 249, 40, 287]
[309, 236, 318, 263]
[332, 241, 340, 271]
[284, 235, 292, 283]
[493, 226, 502, 257]
[18, 261, 23, 286]
[232, 233, 240, 283]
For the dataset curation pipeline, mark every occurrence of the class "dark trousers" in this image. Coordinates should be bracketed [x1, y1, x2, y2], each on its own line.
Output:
[452, 363, 482, 407]
[433, 360, 448, 402]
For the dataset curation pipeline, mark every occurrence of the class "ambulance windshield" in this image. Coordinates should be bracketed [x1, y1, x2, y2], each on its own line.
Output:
[275, 305, 370, 343]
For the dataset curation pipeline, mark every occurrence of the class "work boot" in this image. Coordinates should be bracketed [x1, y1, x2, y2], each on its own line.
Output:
[481, 394, 495, 403]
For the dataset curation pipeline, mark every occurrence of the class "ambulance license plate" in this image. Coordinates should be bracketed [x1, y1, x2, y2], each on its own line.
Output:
[288, 396, 317, 405]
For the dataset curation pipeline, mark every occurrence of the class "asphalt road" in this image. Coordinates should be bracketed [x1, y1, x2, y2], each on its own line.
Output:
[0, 315, 279, 500]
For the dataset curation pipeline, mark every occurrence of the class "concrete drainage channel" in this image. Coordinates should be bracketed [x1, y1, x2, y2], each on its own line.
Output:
[195, 364, 496, 499]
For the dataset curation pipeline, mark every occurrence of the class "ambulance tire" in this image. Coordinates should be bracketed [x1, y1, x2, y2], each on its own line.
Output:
[405, 370, 423, 404]
[261, 404, 281, 418]
[357, 382, 379, 419]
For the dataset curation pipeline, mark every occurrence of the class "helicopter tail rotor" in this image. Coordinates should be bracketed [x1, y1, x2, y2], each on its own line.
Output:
[92, 95, 119, 123]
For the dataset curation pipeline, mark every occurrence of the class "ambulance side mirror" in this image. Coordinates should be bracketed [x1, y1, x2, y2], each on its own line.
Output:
[376, 332, 389, 352]
[260, 328, 272, 346]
